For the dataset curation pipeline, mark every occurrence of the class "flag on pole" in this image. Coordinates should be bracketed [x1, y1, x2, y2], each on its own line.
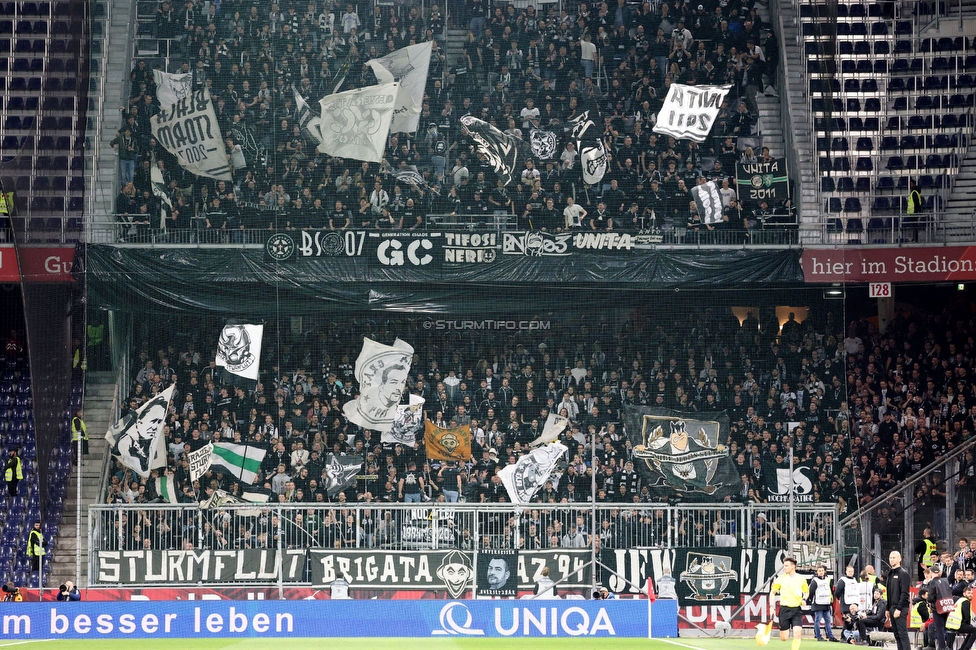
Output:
[199, 488, 270, 516]
[186, 443, 214, 482]
[342, 337, 414, 432]
[498, 442, 567, 504]
[383, 394, 425, 445]
[106, 385, 175, 478]
[652, 83, 732, 143]
[530, 413, 570, 447]
[424, 421, 472, 462]
[155, 475, 179, 504]
[366, 41, 432, 133]
[150, 163, 172, 210]
[216, 323, 263, 381]
[293, 86, 325, 146]
[568, 110, 607, 185]
[459, 115, 533, 186]
[151, 88, 233, 181]
[317, 82, 399, 162]
[152, 70, 193, 110]
[691, 180, 724, 224]
[210, 442, 267, 484]
[323, 453, 363, 497]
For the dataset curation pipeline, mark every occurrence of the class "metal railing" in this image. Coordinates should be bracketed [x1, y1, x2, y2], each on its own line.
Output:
[88, 501, 838, 586]
[83, 222, 801, 247]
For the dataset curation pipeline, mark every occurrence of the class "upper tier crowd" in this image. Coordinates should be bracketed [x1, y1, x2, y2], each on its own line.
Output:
[113, 0, 792, 237]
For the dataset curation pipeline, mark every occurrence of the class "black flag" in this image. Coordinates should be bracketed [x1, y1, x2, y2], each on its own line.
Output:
[623, 406, 738, 501]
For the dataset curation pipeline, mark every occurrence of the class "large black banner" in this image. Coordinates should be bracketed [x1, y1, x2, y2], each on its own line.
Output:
[85, 245, 804, 315]
[478, 549, 519, 597]
[267, 230, 443, 269]
[623, 407, 738, 501]
[95, 550, 308, 584]
[308, 549, 590, 595]
[674, 548, 740, 605]
[761, 463, 818, 503]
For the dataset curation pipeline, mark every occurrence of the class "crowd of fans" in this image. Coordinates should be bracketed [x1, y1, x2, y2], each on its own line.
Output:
[98, 302, 851, 550]
[111, 0, 795, 239]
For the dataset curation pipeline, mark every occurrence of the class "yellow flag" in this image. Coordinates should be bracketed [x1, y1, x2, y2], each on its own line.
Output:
[425, 422, 472, 461]
[755, 620, 774, 646]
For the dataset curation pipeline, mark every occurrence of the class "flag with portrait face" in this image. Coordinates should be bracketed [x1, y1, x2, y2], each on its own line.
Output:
[383, 394, 426, 446]
[342, 337, 414, 432]
[105, 385, 175, 478]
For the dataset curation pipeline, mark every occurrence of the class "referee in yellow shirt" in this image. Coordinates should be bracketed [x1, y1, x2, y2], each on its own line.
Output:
[771, 557, 809, 650]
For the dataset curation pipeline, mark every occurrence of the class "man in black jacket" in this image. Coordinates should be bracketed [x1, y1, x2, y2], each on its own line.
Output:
[887, 551, 912, 650]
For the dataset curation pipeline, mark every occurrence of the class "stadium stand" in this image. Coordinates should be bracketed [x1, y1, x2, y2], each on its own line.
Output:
[106, 0, 797, 244]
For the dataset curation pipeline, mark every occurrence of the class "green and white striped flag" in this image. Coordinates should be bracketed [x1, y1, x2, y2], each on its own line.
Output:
[211, 442, 266, 484]
[155, 475, 178, 504]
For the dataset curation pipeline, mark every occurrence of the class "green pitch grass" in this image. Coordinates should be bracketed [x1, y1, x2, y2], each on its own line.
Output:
[0, 637, 784, 650]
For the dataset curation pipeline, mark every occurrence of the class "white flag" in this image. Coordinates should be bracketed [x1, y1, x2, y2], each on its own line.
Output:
[210, 442, 267, 484]
[366, 41, 432, 133]
[383, 394, 425, 445]
[530, 413, 570, 447]
[151, 88, 233, 181]
[653, 83, 731, 143]
[105, 385, 175, 478]
[343, 337, 414, 432]
[692, 180, 725, 224]
[498, 443, 568, 505]
[186, 443, 213, 482]
[568, 111, 607, 185]
[317, 82, 399, 162]
[216, 323, 263, 381]
[152, 70, 193, 110]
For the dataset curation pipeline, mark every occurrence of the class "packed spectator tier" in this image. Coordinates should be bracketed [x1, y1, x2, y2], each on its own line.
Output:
[117, 0, 793, 236]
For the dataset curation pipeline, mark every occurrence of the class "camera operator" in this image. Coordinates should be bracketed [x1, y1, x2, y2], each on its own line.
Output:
[841, 603, 866, 644]
[1, 582, 23, 602]
[56, 581, 81, 602]
[857, 586, 888, 642]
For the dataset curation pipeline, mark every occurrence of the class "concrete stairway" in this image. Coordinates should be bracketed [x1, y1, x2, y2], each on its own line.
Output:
[942, 143, 976, 237]
[774, 0, 820, 242]
[48, 371, 117, 588]
[89, 0, 135, 226]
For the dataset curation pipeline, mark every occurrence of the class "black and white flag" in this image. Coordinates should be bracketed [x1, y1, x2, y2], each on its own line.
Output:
[383, 394, 426, 446]
[150, 163, 172, 210]
[529, 413, 570, 447]
[342, 337, 414, 432]
[293, 86, 324, 146]
[460, 115, 532, 186]
[393, 169, 436, 193]
[186, 443, 213, 482]
[105, 385, 175, 478]
[317, 82, 399, 163]
[324, 453, 363, 497]
[151, 88, 233, 181]
[529, 128, 558, 160]
[691, 181, 724, 224]
[652, 83, 731, 143]
[216, 323, 263, 381]
[152, 70, 192, 110]
[568, 111, 607, 185]
[498, 443, 567, 505]
[199, 488, 269, 516]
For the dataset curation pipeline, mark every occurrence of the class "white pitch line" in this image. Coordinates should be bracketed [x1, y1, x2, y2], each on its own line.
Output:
[0, 642, 54, 648]
[661, 638, 710, 650]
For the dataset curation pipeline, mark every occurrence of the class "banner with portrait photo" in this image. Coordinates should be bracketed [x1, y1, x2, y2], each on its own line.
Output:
[105, 385, 175, 478]
[477, 549, 518, 597]
[623, 406, 737, 501]
[152, 70, 192, 111]
[342, 337, 414, 432]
